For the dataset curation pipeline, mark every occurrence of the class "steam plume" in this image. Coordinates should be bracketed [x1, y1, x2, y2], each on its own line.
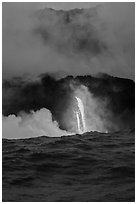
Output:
[3, 108, 72, 139]
[3, 74, 134, 139]
[3, 3, 134, 79]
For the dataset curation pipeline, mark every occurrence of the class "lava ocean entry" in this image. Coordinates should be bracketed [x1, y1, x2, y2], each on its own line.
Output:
[75, 95, 86, 134]
[3, 74, 135, 138]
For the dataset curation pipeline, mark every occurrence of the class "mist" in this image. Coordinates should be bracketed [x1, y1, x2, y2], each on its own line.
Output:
[2, 108, 73, 139]
[3, 2, 134, 80]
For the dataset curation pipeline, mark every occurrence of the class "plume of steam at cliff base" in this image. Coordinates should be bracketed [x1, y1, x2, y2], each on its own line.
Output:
[2, 84, 110, 139]
[2, 108, 73, 139]
[2, 73, 135, 139]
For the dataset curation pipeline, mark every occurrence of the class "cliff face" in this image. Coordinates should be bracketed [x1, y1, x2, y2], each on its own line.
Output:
[3, 74, 135, 132]
[52, 75, 135, 132]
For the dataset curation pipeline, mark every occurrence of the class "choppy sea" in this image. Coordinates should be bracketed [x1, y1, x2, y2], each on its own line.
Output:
[2, 130, 135, 202]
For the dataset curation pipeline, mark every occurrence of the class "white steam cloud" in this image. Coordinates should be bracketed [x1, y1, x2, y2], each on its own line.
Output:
[3, 2, 134, 79]
[2, 108, 72, 139]
[3, 83, 130, 139]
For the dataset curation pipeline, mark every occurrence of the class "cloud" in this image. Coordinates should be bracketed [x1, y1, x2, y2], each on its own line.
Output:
[3, 108, 72, 139]
[3, 2, 134, 79]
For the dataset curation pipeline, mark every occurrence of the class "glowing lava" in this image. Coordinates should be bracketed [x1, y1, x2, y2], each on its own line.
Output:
[75, 96, 86, 133]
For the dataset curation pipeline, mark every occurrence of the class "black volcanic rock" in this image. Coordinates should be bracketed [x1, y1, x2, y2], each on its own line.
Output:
[2, 74, 135, 132]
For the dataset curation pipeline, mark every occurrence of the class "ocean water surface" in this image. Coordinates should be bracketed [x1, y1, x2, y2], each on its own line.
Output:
[2, 130, 135, 202]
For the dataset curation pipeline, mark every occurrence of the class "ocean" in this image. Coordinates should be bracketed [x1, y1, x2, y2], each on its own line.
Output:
[2, 130, 135, 202]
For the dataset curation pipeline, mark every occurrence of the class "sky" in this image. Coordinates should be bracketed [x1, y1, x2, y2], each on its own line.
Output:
[2, 2, 135, 80]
